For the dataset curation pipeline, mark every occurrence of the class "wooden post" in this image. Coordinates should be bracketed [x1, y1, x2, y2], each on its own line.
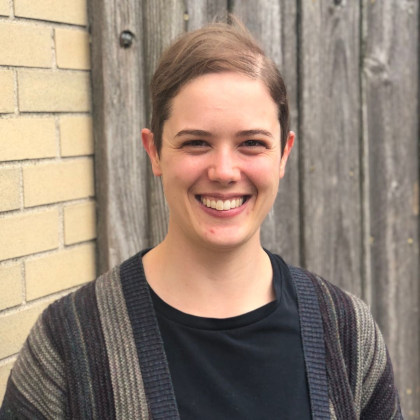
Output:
[299, 1, 363, 295]
[362, 0, 419, 415]
[89, 0, 150, 271]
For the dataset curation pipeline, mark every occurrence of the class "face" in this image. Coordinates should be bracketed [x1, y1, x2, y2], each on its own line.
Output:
[142, 72, 294, 251]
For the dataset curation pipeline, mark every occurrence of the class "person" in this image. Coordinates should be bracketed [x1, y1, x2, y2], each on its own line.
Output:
[1, 20, 402, 420]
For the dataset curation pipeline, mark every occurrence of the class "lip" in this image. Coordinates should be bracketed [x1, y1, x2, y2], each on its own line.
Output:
[195, 194, 249, 217]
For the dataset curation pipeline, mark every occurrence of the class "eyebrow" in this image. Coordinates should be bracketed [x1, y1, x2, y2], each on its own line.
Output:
[236, 129, 274, 139]
[175, 129, 212, 138]
[174, 129, 273, 138]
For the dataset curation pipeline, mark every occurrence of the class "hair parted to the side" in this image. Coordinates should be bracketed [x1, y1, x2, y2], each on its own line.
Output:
[150, 17, 290, 154]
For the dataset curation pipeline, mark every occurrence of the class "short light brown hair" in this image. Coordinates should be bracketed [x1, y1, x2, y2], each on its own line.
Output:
[150, 19, 290, 154]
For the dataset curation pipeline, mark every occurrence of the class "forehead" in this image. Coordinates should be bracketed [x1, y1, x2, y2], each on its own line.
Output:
[166, 72, 279, 133]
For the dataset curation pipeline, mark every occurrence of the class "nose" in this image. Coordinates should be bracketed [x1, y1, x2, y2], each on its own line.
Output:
[207, 148, 241, 184]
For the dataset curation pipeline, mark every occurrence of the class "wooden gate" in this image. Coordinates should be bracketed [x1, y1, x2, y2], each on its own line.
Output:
[89, 1, 419, 416]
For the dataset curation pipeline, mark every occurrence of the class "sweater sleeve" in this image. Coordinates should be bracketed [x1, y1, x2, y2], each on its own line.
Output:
[349, 295, 403, 420]
[311, 274, 403, 419]
[0, 308, 67, 419]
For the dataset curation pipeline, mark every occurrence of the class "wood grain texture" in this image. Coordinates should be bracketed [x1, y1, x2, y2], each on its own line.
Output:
[89, 0, 150, 271]
[362, 0, 419, 416]
[186, 0, 227, 30]
[299, 1, 362, 294]
[232, 0, 300, 265]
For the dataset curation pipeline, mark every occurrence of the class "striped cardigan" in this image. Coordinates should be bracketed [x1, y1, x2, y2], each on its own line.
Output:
[1, 252, 402, 419]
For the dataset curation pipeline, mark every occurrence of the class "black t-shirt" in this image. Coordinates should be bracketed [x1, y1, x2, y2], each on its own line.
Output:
[150, 251, 311, 419]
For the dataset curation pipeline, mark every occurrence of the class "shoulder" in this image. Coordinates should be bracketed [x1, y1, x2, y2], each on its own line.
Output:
[288, 265, 374, 334]
[41, 264, 121, 328]
[288, 265, 402, 419]
[1, 265, 124, 418]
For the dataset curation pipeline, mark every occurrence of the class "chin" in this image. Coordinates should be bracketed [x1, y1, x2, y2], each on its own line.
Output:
[198, 227, 259, 251]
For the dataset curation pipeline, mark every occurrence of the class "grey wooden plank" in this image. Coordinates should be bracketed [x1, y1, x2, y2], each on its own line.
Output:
[361, 0, 419, 416]
[299, 1, 362, 294]
[186, 0, 227, 30]
[232, 0, 300, 265]
[89, 0, 151, 271]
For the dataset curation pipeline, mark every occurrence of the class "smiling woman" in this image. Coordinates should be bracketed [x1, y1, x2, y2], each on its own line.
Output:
[142, 72, 293, 256]
[0, 19, 402, 420]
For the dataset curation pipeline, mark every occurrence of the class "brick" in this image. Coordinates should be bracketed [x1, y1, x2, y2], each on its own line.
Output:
[55, 28, 90, 70]
[0, 360, 15, 404]
[0, 22, 51, 68]
[0, 301, 50, 359]
[0, 209, 59, 260]
[0, 118, 56, 161]
[23, 159, 94, 207]
[14, 0, 88, 25]
[0, 265, 22, 310]
[64, 201, 96, 245]
[60, 116, 93, 157]
[0, 0, 9, 16]
[0, 70, 14, 114]
[0, 168, 20, 212]
[26, 243, 95, 300]
[18, 70, 91, 112]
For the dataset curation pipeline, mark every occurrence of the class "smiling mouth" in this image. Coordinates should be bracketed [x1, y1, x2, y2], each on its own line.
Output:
[197, 195, 248, 211]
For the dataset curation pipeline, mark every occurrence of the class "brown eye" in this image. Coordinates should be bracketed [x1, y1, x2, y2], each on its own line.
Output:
[242, 140, 266, 147]
[183, 140, 208, 147]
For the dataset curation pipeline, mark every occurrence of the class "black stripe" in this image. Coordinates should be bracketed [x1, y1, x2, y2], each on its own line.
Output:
[361, 344, 402, 419]
[73, 280, 116, 419]
[327, 282, 358, 399]
[0, 378, 46, 420]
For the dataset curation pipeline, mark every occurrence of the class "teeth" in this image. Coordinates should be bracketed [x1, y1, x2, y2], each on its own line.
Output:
[201, 196, 244, 211]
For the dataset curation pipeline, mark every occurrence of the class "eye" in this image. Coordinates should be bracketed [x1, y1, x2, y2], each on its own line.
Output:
[182, 140, 209, 147]
[180, 139, 211, 154]
[241, 140, 267, 148]
[239, 139, 269, 155]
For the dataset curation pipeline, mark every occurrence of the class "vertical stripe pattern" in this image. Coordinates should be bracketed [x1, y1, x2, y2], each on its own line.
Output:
[96, 267, 149, 419]
[1, 253, 402, 419]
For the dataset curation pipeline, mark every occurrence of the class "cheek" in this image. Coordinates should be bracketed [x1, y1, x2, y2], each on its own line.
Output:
[246, 159, 280, 190]
[160, 158, 204, 201]
[163, 156, 208, 184]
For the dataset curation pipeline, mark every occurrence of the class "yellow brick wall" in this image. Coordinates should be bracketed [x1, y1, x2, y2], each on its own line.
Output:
[0, 0, 96, 403]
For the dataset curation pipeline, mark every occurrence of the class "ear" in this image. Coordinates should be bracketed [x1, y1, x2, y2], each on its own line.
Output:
[279, 131, 295, 179]
[141, 128, 162, 176]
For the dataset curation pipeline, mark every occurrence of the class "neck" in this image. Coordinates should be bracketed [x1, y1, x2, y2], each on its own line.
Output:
[142, 233, 274, 318]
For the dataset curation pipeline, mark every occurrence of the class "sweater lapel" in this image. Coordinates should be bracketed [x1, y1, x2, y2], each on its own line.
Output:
[120, 252, 180, 420]
[288, 266, 331, 420]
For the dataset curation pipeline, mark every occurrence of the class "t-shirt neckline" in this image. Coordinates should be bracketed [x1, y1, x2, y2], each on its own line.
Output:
[147, 249, 284, 331]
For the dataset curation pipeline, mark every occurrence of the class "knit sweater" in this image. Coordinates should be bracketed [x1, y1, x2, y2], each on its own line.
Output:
[0, 252, 402, 419]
